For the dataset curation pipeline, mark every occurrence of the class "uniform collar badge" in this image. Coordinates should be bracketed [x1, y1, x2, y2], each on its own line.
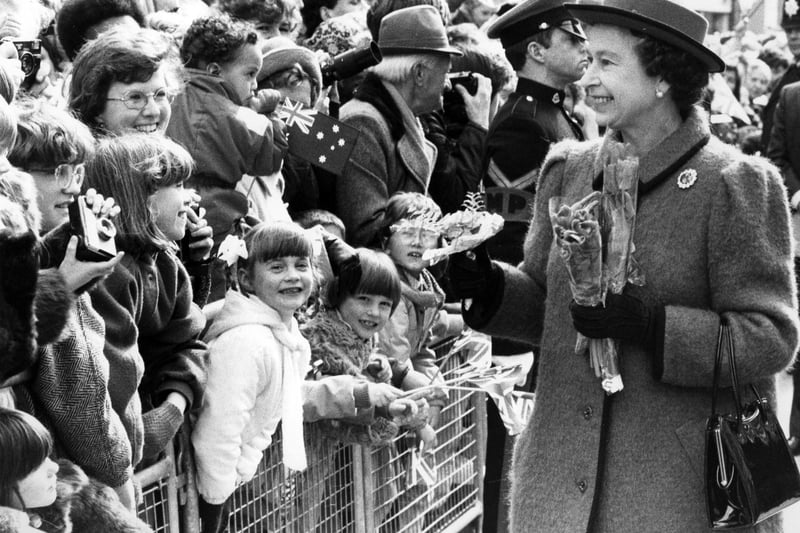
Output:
[552, 92, 560, 104]
[677, 168, 697, 189]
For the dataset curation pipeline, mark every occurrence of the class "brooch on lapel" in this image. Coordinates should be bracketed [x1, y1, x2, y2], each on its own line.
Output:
[677, 168, 697, 189]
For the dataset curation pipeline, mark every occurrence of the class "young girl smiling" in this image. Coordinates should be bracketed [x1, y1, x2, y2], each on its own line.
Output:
[192, 222, 314, 533]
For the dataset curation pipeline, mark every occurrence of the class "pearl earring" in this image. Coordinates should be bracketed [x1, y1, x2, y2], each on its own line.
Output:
[655, 88, 664, 98]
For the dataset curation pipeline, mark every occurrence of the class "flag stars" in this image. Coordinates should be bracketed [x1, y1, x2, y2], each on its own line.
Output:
[338, 139, 345, 147]
[316, 132, 324, 140]
[319, 155, 327, 163]
[332, 125, 339, 133]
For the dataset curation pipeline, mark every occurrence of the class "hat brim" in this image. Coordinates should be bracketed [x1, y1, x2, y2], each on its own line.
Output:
[259, 47, 324, 84]
[380, 46, 464, 57]
[565, 4, 725, 73]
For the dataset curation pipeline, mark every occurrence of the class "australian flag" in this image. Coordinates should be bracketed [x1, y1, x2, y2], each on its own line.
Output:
[277, 98, 360, 176]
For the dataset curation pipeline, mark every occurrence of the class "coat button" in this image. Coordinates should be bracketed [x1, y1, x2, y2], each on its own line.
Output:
[577, 479, 587, 493]
[583, 405, 593, 420]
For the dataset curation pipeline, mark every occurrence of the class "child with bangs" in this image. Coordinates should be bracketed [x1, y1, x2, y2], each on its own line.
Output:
[192, 222, 314, 533]
[85, 134, 208, 471]
[0, 408, 60, 528]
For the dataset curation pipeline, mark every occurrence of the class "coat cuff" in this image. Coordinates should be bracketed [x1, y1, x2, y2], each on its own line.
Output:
[353, 383, 371, 408]
[650, 305, 666, 381]
[462, 264, 505, 330]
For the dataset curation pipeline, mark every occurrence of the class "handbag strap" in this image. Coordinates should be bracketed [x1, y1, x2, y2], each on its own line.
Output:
[711, 322, 744, 422]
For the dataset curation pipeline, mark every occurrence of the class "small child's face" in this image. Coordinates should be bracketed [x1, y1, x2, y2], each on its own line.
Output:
[217, 43, 263, 105]
[249, 256, 313, 320]
[384, 217, 440, 276]
[15, 456, 59, 508]
[339, 293, 393, 340]
[148, 183, 188, 242]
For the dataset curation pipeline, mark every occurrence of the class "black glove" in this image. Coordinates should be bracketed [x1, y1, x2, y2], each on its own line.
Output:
[141, 401, 184, 460]
[447, 243, 497, 300]
[569, 292, 661, 346]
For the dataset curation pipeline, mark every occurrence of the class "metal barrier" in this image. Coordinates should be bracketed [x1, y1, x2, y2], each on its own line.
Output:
[136, 336, 485, 532]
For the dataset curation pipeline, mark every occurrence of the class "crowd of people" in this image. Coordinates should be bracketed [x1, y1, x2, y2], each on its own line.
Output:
[1, 0, 800, 531]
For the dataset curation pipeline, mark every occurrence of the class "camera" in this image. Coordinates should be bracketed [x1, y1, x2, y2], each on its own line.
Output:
[446, 71, 479, 95]
[320, 41, 382, 87]
[69, 196, 117, 262]
[442, 71, 478, 124]
[9, 39, 42, 82]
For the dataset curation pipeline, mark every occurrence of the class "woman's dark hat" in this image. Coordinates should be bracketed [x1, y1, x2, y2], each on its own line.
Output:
[487, 0, 587, 49]
[378, 5, 463, 56]
[564, 0, 725, 73]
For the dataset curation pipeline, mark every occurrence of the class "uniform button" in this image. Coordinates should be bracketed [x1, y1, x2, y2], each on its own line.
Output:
[583, 405, 593, 420]
[526, 96, 533, 102]
[577, 479, 587, 493]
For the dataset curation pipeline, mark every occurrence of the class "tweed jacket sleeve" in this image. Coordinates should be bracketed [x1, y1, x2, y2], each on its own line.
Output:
[766, 83, 800, 198]
[659, 154, 799, 387]
[336, 111, 393, 247]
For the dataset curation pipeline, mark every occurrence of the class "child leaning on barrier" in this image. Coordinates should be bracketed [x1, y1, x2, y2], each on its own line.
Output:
[301, 239, 432, 445]
[377, 192, 464, 431]
[191, 222, 315, 533]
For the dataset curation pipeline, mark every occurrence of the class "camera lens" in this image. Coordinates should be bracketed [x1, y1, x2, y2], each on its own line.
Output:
[97, 218, 117, 240]
[19, 52, 34, 77]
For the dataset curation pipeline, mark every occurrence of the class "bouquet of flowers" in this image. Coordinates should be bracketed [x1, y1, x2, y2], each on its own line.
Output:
[422, 192, 504, 265]
[550, 149, 642, 394]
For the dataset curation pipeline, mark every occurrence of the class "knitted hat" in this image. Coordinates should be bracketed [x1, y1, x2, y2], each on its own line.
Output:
[258, 36, 323, 88]
[305, 12, 372, 56]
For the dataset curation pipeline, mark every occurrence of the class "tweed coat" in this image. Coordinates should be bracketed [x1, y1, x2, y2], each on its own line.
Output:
[471, 108, 799, 532]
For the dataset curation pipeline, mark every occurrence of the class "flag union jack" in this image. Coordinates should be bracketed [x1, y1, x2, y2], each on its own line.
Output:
[278, 98, 317, 134]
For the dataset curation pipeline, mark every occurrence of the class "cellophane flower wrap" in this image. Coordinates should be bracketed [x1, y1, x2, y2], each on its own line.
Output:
[593, 149, 641, 394]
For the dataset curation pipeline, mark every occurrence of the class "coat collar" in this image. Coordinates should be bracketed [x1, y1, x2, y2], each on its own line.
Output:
[592, 107, 711, 195]
[185, 68, 243, 106]
[515, 77, 567, 107]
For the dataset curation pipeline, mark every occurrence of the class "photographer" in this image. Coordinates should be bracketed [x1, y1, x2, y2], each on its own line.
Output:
[421, 44, 511, 214]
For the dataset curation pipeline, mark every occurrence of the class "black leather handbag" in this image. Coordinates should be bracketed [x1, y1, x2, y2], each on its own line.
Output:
[705, 322, 800, 529]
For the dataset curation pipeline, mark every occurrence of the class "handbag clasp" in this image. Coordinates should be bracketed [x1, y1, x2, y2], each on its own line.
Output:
[714, 426, 734, 489]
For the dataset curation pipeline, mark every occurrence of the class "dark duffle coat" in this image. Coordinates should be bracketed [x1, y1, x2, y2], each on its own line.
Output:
[472, 108, 799, 532]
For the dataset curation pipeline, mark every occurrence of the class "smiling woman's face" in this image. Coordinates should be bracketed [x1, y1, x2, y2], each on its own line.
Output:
[97, 64, 172, 135]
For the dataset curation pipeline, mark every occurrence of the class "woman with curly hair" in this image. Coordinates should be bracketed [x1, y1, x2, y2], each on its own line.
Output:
[166, 13, 288, 301]
[447, 0, 799, 531]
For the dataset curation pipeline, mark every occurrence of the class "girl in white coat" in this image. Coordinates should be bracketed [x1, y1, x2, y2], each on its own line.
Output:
[192, 222, 314, 533]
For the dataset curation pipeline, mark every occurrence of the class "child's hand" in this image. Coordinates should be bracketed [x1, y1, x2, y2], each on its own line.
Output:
[415, 423, 437, 450]
[364, 354, 392, 383]
[366, 382, 402, 408]
[183, 207, 214, 262]
[58, 236, 124, 293]
[250, 88, 282, 114]
[387, 397, 418, 418]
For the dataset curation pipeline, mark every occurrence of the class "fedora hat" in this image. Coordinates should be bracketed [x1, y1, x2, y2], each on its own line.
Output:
[487, 0, 586, 49]
[564, 0, 725, 73]
[258, 36, 323, 87]
[378, 5, 463, 56]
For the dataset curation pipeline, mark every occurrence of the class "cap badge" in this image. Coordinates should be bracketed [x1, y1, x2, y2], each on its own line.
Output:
[677, 168, 697, 189]
[539, 22, 549, 30]
[786, 0, 799, 17]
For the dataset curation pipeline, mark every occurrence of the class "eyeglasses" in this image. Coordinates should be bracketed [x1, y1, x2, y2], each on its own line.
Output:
[34, 163, 85, 189]
[390, 224, 441, 244]
[106, 87, 174, 110]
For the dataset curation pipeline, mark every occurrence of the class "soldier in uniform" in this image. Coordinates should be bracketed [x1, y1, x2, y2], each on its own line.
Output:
[761, 0, 800, 153]
[482, 0, 589, 264]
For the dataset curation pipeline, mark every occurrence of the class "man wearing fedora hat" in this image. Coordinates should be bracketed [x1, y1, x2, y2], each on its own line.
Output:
[761, 0, 800, 153]
[333, 4, 462, 246]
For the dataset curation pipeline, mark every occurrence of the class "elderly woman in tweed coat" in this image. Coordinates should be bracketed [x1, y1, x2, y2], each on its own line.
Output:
[447, 0, 800, 531]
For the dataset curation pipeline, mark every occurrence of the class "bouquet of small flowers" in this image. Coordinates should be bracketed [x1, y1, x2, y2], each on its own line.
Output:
[550, 149, 642, 394]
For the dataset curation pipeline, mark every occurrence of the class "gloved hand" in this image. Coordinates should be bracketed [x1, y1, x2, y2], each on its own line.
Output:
[569, 292, 661, 345]
[447, 243, 497, 300]
[141, 401, 184, 460]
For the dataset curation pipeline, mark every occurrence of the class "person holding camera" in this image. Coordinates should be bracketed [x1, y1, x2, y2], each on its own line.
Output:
[6, 97, 136, 510]
[333, 5, 462, 247]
